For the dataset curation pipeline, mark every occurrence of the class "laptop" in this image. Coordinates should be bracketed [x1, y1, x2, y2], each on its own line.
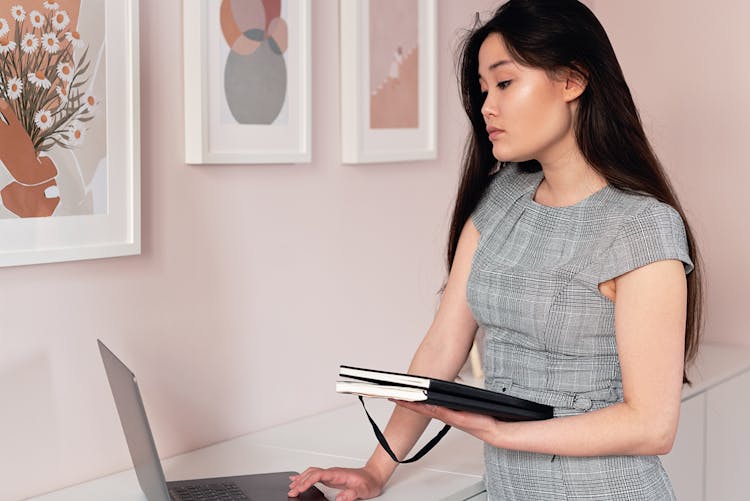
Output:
[98, 340, 327, 501]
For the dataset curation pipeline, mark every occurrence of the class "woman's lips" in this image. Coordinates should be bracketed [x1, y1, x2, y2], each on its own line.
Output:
[487, 127, 505, 140]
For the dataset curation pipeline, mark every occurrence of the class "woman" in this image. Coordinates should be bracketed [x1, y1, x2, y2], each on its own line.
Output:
[290, 1, 703, 499]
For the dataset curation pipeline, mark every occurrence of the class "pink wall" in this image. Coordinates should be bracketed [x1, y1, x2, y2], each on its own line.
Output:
[592, 1, 750, 347]
[0, 1, 498, 499]
[3, 1, 744, 499]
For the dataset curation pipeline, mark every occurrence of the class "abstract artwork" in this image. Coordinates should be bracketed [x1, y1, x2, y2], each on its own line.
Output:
[341, 0, 437, 164]
[369, 0, 418, 129]
[220, 0, 287, 125]
[184, 0, 310, 164]
[0, 0, 139, 267]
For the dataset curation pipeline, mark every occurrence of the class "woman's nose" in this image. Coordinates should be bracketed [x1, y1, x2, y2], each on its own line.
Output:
[481, 95, 498, 118]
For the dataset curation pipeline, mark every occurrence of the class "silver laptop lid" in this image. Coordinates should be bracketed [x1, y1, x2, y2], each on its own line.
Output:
[98, 339, 170, 501]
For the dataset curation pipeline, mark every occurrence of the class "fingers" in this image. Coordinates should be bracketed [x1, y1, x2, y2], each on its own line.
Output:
[288, 466, 385, 501]
[395, 400, 449, 418]
[392, 400, 436, 416]
[288, 467, 326, 497]
[392, 400, 464, 424]
[393, 400, 496, 439]
[289, 467, 368, 500]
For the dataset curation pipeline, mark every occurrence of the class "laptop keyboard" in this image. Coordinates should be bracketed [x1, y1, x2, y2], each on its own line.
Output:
[169, 482, 250, 500]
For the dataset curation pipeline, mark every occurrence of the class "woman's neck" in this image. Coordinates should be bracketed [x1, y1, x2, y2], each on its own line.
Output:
[534, 143, 608, 207]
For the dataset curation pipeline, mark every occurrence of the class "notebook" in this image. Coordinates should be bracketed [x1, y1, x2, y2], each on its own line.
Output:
[98, 340, 326, 501]
[337, 365, 553, 421]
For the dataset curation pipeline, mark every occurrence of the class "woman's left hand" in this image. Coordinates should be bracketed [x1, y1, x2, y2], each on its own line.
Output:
[390, 400, 499, 443]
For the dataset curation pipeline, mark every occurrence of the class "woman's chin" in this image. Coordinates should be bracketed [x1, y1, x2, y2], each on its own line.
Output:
[492, 148, 534, 164]
[492, 148, 513, 163]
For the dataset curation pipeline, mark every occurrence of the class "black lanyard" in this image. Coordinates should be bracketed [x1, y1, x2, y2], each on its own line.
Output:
[357, 396, 452, 464]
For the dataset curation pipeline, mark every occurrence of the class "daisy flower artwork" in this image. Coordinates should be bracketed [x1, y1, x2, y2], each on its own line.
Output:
[0, 0, 106, 219]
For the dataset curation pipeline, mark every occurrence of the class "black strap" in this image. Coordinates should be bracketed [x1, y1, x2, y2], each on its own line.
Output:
[357, 395, 451, 464]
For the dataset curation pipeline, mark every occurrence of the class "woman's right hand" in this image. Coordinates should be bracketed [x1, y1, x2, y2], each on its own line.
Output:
[288, 466, 385, 501]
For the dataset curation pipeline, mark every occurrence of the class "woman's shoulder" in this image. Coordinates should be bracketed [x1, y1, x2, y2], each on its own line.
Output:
[605, 187, 685, 231]
[595, 188, 694, 279]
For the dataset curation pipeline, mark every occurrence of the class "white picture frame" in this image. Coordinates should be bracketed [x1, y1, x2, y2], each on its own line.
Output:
[183, 0, 311, 164]
[340, 0, 437, 164]
[0, 0, 140, 268]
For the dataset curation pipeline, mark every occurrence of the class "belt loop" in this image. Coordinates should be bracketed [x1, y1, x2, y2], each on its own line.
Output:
[572, 394, 593, 411]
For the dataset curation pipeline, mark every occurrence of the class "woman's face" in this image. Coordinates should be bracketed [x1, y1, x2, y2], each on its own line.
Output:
[478, 33, 581, 163]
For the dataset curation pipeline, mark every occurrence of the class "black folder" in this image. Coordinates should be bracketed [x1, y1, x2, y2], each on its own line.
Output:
[337, 365, 552, 422]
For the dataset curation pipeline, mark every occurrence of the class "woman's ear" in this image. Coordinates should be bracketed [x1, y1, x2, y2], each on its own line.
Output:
[561, 65, 589, 102]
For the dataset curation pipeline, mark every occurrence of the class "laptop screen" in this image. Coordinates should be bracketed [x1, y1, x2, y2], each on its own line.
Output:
[98, 340, 171, 501]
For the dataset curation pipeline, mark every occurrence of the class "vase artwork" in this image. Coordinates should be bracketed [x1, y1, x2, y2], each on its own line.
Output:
[0, 0, 106, 219]
[369, 0, 419, 129]
[220, 0, 288, 125]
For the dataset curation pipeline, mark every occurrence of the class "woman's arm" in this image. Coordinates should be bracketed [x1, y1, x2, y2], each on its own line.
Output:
[289, 220, 481, 500]
[396, 258, 688, 457]
[361, 219, 481, 479]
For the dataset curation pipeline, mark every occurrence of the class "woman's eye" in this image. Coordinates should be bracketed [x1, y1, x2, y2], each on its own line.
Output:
[498, 80, 511, 90]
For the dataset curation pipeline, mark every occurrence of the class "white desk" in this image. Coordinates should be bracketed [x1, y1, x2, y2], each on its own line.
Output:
[30, 343, 750, 501]
[660, 343, 750, 501]
[29, 399, 486, 501]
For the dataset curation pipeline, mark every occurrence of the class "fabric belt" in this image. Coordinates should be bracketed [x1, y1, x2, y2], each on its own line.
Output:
[486, 378, 623, 411]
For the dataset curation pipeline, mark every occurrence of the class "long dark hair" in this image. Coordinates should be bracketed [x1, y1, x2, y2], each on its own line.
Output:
[448, 0, 703, 382]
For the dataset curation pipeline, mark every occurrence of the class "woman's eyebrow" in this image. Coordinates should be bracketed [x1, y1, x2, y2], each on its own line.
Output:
[478, 60, 513, 78]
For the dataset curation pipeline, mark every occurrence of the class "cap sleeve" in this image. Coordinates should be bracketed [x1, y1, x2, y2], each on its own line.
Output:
[597, 201, 694, 283]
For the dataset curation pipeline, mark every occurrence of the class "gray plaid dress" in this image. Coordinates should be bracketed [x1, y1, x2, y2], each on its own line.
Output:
[467, 163, 693, 500]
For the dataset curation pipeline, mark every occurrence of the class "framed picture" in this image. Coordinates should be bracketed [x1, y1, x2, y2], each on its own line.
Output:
[184, 0, 311, 164]
[340, 0, 437, 164]
[0, 0, 140, 267]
